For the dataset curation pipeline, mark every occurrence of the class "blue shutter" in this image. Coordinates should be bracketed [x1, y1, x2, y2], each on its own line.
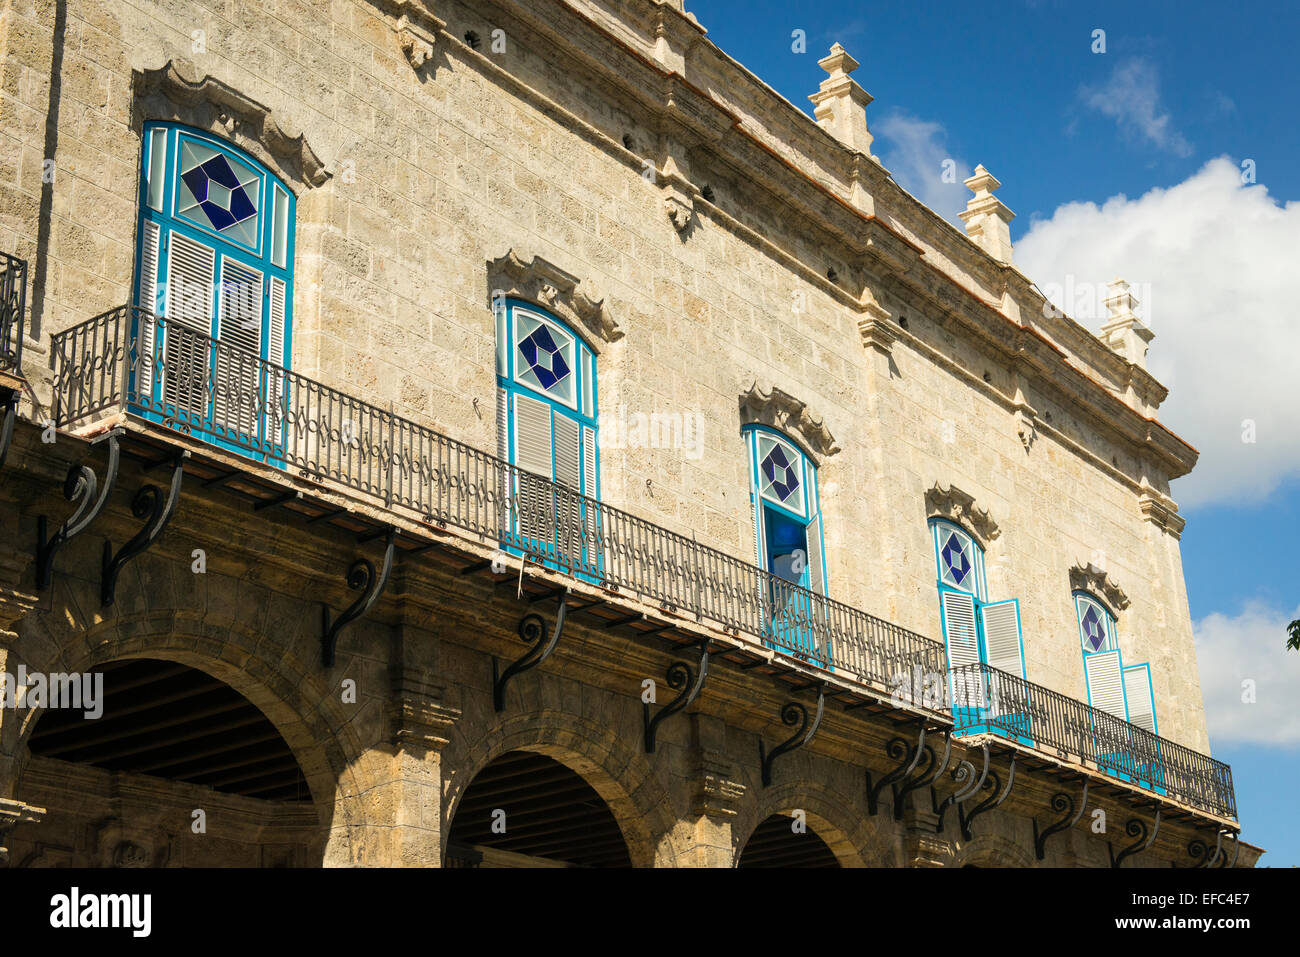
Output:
[942, 590, 981, 722]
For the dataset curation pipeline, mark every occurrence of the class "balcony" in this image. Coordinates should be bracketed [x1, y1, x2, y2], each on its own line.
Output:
[48, 303, 1237, 822]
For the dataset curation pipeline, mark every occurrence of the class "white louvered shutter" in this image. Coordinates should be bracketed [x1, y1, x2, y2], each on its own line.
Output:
[552, 412, 582, 561]
[942, 591, 981, 711]
[137, 221, 162, 397]
[215, 260, 264, 439]
[981, 598, 1026, 725]
[1123, 664, 1157, 733]
[267, 277, 287, 446]
[1085, 650, 1128, 719]
[163, 233, 215, 419]
[981, 599, 1025, 679]
[751, 496, 766, 628]
[496, 388, 509, 462]
[513, 393, 553, 544]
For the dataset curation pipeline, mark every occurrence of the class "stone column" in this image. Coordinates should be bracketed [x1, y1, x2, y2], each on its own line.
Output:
[324, 618, 460, 867]
[659, 713, 744, 866]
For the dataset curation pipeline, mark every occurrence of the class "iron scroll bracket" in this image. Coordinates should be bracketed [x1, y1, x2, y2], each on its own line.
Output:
[643, 639, 710, 753]
[892, 731, 946, 821]
[100, 450, 187, 606]
[759, 683, 825, 786]
[1110, 807, 1161, 868]
[36, 429, 122, 591]
[866, 721, 926, 816]
[959, 756, 1016, 841]
[932, 740, 990, 833]
[1032, 778, 1089, 861]
[321, 528, 396, 667]
[1187, 828, 1239, 869]
[493, 588, 569, 711]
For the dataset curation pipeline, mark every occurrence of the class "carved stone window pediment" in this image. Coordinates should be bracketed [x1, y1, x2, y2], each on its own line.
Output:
[132, 60, 330, 191]
[924, 482, 1000, 548]
[487, 249, 622, 350]
[1069, 563, 1130, 614]
[738, 382, 839, 463]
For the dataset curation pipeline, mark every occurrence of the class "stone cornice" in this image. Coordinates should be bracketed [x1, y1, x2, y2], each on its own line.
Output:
[738, 382, 840, 463]
[924, 483, 1001, 549]
[487, 249, 622, 349]
[377, 0, 1192, 482]
[131, 60, 330, 189]
[1069, 562, 1131, 615]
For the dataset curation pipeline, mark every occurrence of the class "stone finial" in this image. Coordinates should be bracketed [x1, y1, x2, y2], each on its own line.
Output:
[809, 44, 876, 158]
[1100, 278, 1154, 368]
[959, 165, 1015, 264]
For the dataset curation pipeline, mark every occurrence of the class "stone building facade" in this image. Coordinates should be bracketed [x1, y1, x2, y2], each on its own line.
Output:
[0, 0, 1259, 866]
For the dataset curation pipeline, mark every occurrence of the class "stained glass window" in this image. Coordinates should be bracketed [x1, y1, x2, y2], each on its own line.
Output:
[1076, 594, 1115, 654]
[756, 434, 804, 515]
[175, 138, 262, 250]
[514, 310, 576, 407]
[939, 527, 975, 591]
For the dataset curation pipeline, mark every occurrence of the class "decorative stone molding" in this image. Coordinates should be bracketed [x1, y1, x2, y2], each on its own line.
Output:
[1139, 491, 1186, 540]
[738, 382, 840, 462]
[1012, 386, 1038, 451]
[925, 483, 1001, 548]
[1069, 562, 1131, 614]
[808, 44, 877, 159]
[391, 675, 461, 753]
[857, 287, 896, 357]
[487, 249, 623, 349]
[132, 60, 330, 189]
[1101, 278, 1155, 369]
[395, 14, 438, 69]
[0, 798, 45, 864]
[660, 155, 697, 234]
[694, 756, 746, 822]
[959, 165, 1015, 264]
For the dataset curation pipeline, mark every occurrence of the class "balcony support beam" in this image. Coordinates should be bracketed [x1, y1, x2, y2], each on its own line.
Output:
[1109, 806, 1161, 868]
[101, 450, 188, 607]
[321, 528, 395, 667]
[1033, 778, 1088, 861]
[960, 755, 1016, 840]
[492, 589, 569, 711]
[643, 639, 710, 753]
[759, 683, 825, 786]
[866, 721, 926, 816]
[36, 429, 122, 591]
[932, 740, 990, 833]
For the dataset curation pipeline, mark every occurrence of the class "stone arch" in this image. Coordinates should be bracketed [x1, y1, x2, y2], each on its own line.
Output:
[6, 605, 371, 842]
[952, 833, 1036, 868]
[442, 711, 676, 869]
[733, 778, 891, 868]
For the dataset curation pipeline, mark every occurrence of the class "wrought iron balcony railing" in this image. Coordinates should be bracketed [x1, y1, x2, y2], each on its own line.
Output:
[948, 663, 1236, 820]
[1, 252, 27, 375]
[51, 306, 947, 690]
[49, 304, 1237, 821]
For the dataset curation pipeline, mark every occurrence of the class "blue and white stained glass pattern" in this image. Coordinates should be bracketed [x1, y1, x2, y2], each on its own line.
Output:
[514, 310, 576, 406]
[939, 528, 975, 591]
[175, 137, 261, 250]
[756, 434, 804, 515]
[1077, 595, 1113, 653]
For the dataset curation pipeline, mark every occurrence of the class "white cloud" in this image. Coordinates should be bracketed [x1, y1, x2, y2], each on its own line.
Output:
[1080, 58, 1192, 156]
[1015, 157, 1300, 508]
[1194, 602, 1300, 747]
[874, 111, 971, 224]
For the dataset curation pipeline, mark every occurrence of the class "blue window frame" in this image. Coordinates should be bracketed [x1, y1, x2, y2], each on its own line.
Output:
[744, 426, 828, 665]
[132, 123, 295, 461]
[932, 519, 1030, 743]
[495, 298, 599, 574]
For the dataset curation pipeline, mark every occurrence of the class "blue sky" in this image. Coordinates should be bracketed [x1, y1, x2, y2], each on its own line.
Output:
[691, 0, 1300, 865]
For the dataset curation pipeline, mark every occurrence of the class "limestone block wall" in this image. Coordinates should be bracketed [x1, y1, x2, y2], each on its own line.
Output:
[0, 0, 1208, 751]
